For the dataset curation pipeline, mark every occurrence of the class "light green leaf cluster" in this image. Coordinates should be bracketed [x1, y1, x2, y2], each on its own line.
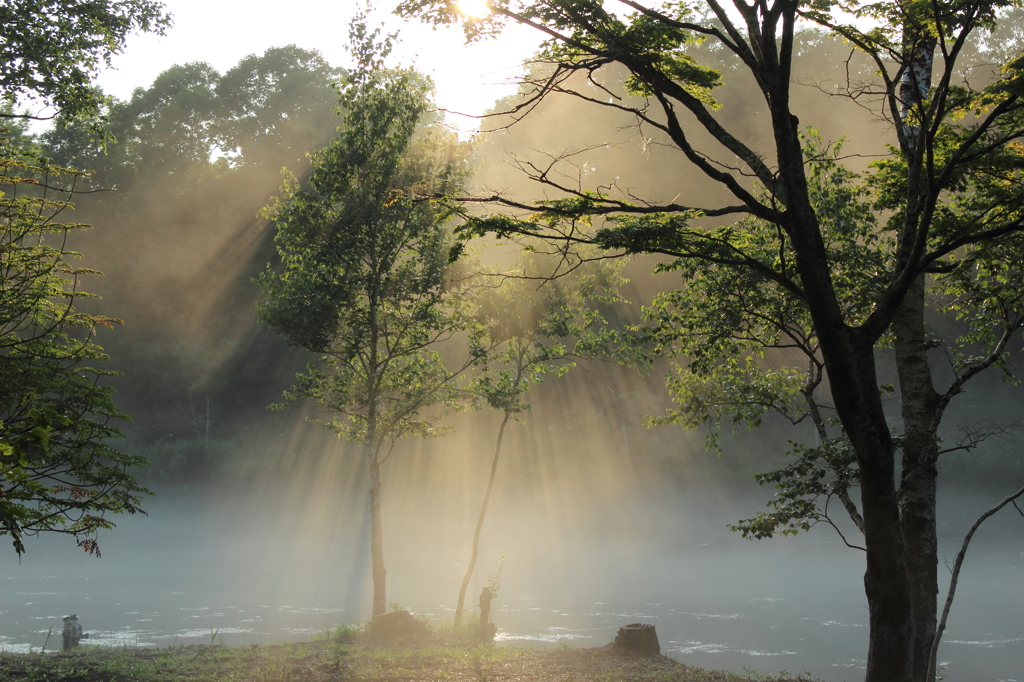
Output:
[730, 437, 861, 540]
[470, 244, 626, 417]
[868, 83, 1024, 375]
[627, 134, 883, 436]
[0, 0, 171, 135]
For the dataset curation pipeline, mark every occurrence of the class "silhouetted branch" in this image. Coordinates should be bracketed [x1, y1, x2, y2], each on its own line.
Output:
[937, 419, 1022, 457]
[927, 481, 1024, 681]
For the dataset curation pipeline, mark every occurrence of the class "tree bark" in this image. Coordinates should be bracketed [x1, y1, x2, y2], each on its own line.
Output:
[776, 102, 916, 682]
[855, 424, 916, 682]
[893, 275, 942, 682]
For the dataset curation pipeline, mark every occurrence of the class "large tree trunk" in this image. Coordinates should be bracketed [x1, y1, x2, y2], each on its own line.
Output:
[855, 423, 916, 682]
[774, 105, 916, 680]
[893, 275, 942, 682]
[901, 459, 939, 681]
[798, 259, 916, 682]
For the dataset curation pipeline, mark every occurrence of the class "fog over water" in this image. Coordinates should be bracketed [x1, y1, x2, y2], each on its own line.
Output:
[2, 418, 1021, 681]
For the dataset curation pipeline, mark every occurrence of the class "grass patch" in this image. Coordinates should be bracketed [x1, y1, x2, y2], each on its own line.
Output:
[0, 639, 818, 682]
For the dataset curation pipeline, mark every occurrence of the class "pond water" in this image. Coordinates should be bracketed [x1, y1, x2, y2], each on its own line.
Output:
[0, 487, 1020, 682]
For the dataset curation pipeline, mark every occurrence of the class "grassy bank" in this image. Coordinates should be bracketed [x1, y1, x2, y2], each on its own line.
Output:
[0, 639, 816, 682]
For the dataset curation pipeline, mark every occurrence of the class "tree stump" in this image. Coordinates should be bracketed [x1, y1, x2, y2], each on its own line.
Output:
[478, 587, 496, 642]
[62, 614, 86, 651]
[614, 623, 660, 655]
[369, 610, 430, 640]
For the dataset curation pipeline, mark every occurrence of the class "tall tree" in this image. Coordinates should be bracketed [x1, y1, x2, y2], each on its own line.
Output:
[638, 133, 1024, 680]
[256, 26, 478, 617]
[398, 2, 1024, 679]
[0, 0, 163, 555]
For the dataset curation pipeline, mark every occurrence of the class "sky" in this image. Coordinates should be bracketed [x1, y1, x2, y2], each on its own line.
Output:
[93, 0, 543, 131]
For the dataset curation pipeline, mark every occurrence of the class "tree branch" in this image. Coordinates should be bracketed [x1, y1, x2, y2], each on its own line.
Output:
[928, 481, 1024, 681]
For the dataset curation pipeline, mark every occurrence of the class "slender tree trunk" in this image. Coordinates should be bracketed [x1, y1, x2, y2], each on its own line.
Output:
[892, 28, 939, 680]
[454, 410, 511, 626]
[368, 441, 386, 617]
[893, 276, 942, 682]
[365, 395, 388, 616]
[367, 315, 386, 617]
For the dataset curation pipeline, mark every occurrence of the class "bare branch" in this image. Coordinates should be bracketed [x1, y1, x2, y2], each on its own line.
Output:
[928, 481, 1024, 681]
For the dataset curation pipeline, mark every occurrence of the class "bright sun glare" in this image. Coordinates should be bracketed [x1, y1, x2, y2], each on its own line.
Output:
[457, 0, 490, 19]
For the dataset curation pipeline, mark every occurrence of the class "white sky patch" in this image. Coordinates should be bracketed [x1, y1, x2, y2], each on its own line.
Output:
[87, 0, 541, 134]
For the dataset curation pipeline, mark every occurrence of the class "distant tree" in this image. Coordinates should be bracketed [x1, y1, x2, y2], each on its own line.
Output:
[42, 45, 342, 186]
[216, 46, 345, 169]
[0, 0, 170, 128]
[117, 61, 223, 176]
[35, 47, 344, 451]
[454, 248, 624, 625]
[256, 26, 478, 617]
[0, 137, 148, 556]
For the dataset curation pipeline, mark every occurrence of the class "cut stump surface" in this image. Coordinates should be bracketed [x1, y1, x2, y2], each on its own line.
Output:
[614, 623, 660, 655]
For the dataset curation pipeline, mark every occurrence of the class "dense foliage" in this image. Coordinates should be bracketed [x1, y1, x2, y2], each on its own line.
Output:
[0, 139, 147, 555]
[0, 0, 169, 127]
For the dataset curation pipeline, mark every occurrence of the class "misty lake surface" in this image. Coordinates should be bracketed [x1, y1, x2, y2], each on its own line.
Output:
[1, 486, 1021, 681]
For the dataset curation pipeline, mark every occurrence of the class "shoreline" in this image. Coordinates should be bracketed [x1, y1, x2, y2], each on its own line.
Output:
[0, 638, 818, 682]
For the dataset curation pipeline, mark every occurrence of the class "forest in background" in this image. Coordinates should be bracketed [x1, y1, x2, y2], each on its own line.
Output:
[11, 29, 1019, 493]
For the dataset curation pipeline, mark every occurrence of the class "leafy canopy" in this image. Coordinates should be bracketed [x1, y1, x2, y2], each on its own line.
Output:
[257, 28, 478, 449]
[0, 136, 148, 556]
[0, 0, 170, 127]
